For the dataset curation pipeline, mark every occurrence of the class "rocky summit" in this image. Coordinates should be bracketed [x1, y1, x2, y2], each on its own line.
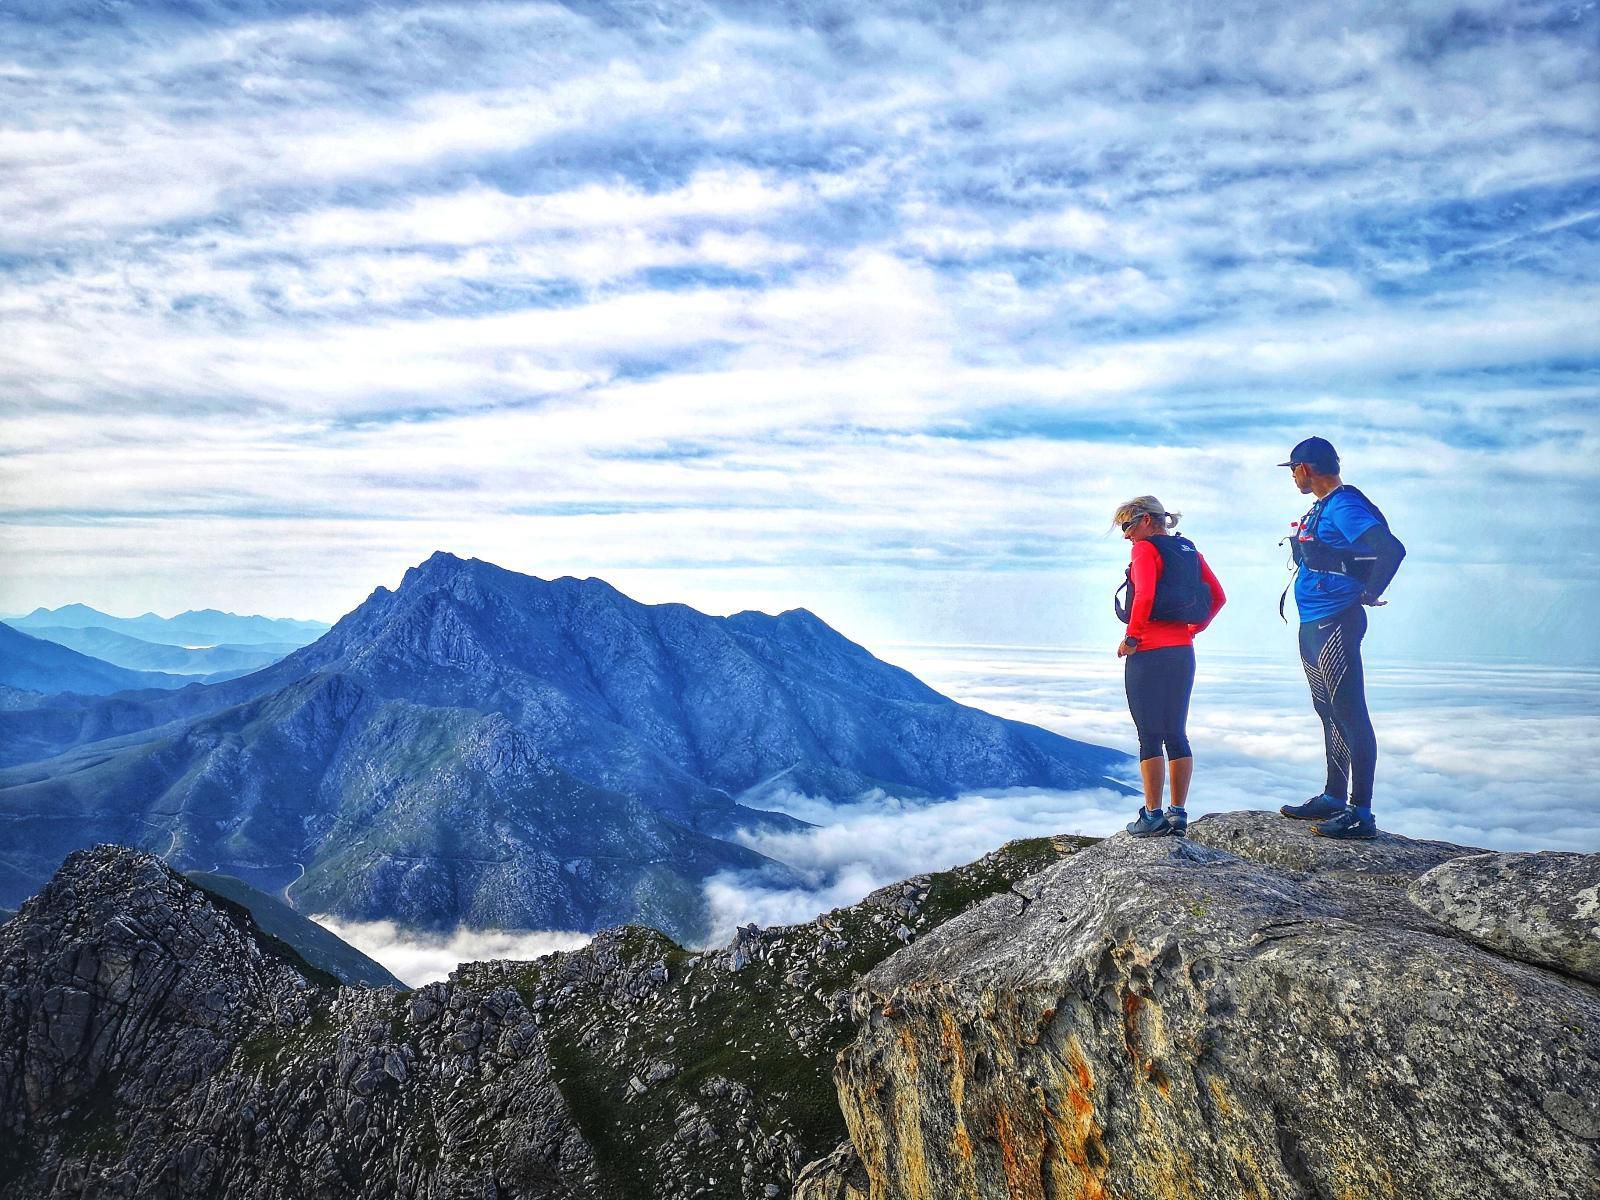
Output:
[0, 836, 1087, 1199]
[825, 811, 1600, 1200]
[0, 554, 1126, 942]
[3, 816, 1597, 1200]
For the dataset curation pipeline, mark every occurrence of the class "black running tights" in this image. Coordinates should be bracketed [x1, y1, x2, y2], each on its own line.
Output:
[1298, 604, 1377, 807]
[1125, 645, 1195, 761]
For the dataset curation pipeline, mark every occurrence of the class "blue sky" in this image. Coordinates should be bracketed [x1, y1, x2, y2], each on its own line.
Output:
[1, 0, 1597, 662]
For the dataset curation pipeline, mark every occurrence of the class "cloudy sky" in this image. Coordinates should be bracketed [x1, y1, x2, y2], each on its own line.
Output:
[2, 0, 1597, 662]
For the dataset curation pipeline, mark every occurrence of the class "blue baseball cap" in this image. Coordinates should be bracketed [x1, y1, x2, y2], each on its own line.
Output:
[1278, 436, 1339, 472]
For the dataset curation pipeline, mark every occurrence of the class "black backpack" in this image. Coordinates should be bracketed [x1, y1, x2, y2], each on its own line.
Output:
[1114, 535, 1212, 624]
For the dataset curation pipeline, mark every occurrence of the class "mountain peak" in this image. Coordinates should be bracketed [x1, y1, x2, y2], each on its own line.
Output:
[403, 550, 483, 582]
[26, 602, 106, 620]
[393, 554, 629, 606]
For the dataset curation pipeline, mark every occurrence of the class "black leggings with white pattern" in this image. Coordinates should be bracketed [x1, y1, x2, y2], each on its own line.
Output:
[1298, 604, 1377, 807]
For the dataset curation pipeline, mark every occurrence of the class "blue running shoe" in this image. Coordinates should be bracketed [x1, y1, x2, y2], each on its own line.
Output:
[1312, 807, 1378, 840]
[1280, 793, 1346, 821]
[1126, 806, 1174, 838]
[1165, 807, 1188, 837]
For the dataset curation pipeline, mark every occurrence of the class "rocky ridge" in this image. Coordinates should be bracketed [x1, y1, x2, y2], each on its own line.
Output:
[823, 811, 1600, 1200]
[6, 816, 1596, 1200]
[0, 836, 1087, 1199]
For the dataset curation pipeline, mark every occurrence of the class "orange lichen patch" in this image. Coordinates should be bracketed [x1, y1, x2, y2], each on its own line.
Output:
[1065, 1038, 1095, 1116]
[950, 1118, 975, 1166]
[1144, 1060, 1171, 1097]
[886, 1078, 935, 1200]
[937, 1010, 968, 1074]
[1033, 1038, 1108, 1200]
[897, 1023, 921, 1073]
[1121, 988, 1145, 1062]
[994, 1105, 1044, 1200]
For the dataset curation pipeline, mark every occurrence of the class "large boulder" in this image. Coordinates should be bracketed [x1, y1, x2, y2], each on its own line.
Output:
[835, 811, 1600, 1200]
[1408, 850, 1600, 985]
[1185, 808, 1479, 886]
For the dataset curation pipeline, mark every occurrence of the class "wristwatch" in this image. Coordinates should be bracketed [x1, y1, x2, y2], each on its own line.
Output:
[1123, 636, 1139, 649]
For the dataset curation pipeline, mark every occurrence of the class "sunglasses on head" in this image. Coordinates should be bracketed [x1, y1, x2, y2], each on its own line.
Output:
[1121, 515, 1149, 532]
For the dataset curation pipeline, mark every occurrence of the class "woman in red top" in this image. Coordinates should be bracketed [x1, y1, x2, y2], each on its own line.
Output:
[1112, 495, 1226, 837]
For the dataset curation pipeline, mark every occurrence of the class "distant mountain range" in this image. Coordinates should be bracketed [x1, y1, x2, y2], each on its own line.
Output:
[0, 553, 1128, 941]
[7, 603, 329, 647]
[7, 623, 295, 676]
[0, 603, 328, 694]
[0, 621, 197, 695]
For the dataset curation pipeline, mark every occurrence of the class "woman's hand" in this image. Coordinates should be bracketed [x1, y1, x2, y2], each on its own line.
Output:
[1117, 638, 1135, 658]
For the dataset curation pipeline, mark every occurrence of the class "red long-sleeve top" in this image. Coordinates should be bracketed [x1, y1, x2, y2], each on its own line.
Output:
[1124, 538, 1227, 650]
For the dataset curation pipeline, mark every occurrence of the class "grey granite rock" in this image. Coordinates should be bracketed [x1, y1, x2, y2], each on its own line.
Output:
[1185, 808, 1479, 887]
[0, 846, 599, 1199]
[836, 812, 1600, 1200]
[1409, 850, 1600, 984]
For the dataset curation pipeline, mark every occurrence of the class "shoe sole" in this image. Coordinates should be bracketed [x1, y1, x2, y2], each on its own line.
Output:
[1127, 827, 1175, 838]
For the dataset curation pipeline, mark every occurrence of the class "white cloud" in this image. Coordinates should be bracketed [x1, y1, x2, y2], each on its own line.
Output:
[884, 646, 1600, 852]
[702, 786, 1134, 944]
[1, 0, 1595, 663]
[278, 169, 829, 249]
[699, 646, 1600, 939]
[310, 916, 591, 987]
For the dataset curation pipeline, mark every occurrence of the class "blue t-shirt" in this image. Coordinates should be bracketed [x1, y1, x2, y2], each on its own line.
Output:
[1294, 487, 1382, 623]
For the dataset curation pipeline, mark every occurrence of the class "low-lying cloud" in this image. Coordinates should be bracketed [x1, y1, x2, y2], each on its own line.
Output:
[701, 646, 1600, 943]
[311, 917, 590, 988]
[703, 785, 1133, 944]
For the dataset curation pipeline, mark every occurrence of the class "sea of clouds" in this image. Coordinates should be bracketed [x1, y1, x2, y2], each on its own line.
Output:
[700, 642, 1600, 944]
[327, 642, 1599, 982]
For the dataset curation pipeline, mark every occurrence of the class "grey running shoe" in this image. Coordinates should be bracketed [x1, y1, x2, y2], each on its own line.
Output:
[1280, 793, 1346, 820]
[1126, 806, 1174, 838]
[1165, 806, 1188, 837]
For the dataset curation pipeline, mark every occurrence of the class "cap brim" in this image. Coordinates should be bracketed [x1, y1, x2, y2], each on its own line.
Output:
[1277, 460, 1296, 467]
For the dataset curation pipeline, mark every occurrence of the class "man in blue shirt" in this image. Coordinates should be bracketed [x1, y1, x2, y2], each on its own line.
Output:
[1276, 437, 1406, 839]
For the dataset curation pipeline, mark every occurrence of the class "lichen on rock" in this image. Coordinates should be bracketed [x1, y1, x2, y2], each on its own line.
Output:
[834, 813, 1600, 1200]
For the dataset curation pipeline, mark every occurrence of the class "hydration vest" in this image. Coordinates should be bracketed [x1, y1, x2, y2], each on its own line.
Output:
[1290, 485, 1391, 582]
[1114, 535, 1212, 624]
[1277, 485, 1400, 621]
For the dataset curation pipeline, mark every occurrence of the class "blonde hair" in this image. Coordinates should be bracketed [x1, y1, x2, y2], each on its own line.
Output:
[1112, 495, 1181, 531]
